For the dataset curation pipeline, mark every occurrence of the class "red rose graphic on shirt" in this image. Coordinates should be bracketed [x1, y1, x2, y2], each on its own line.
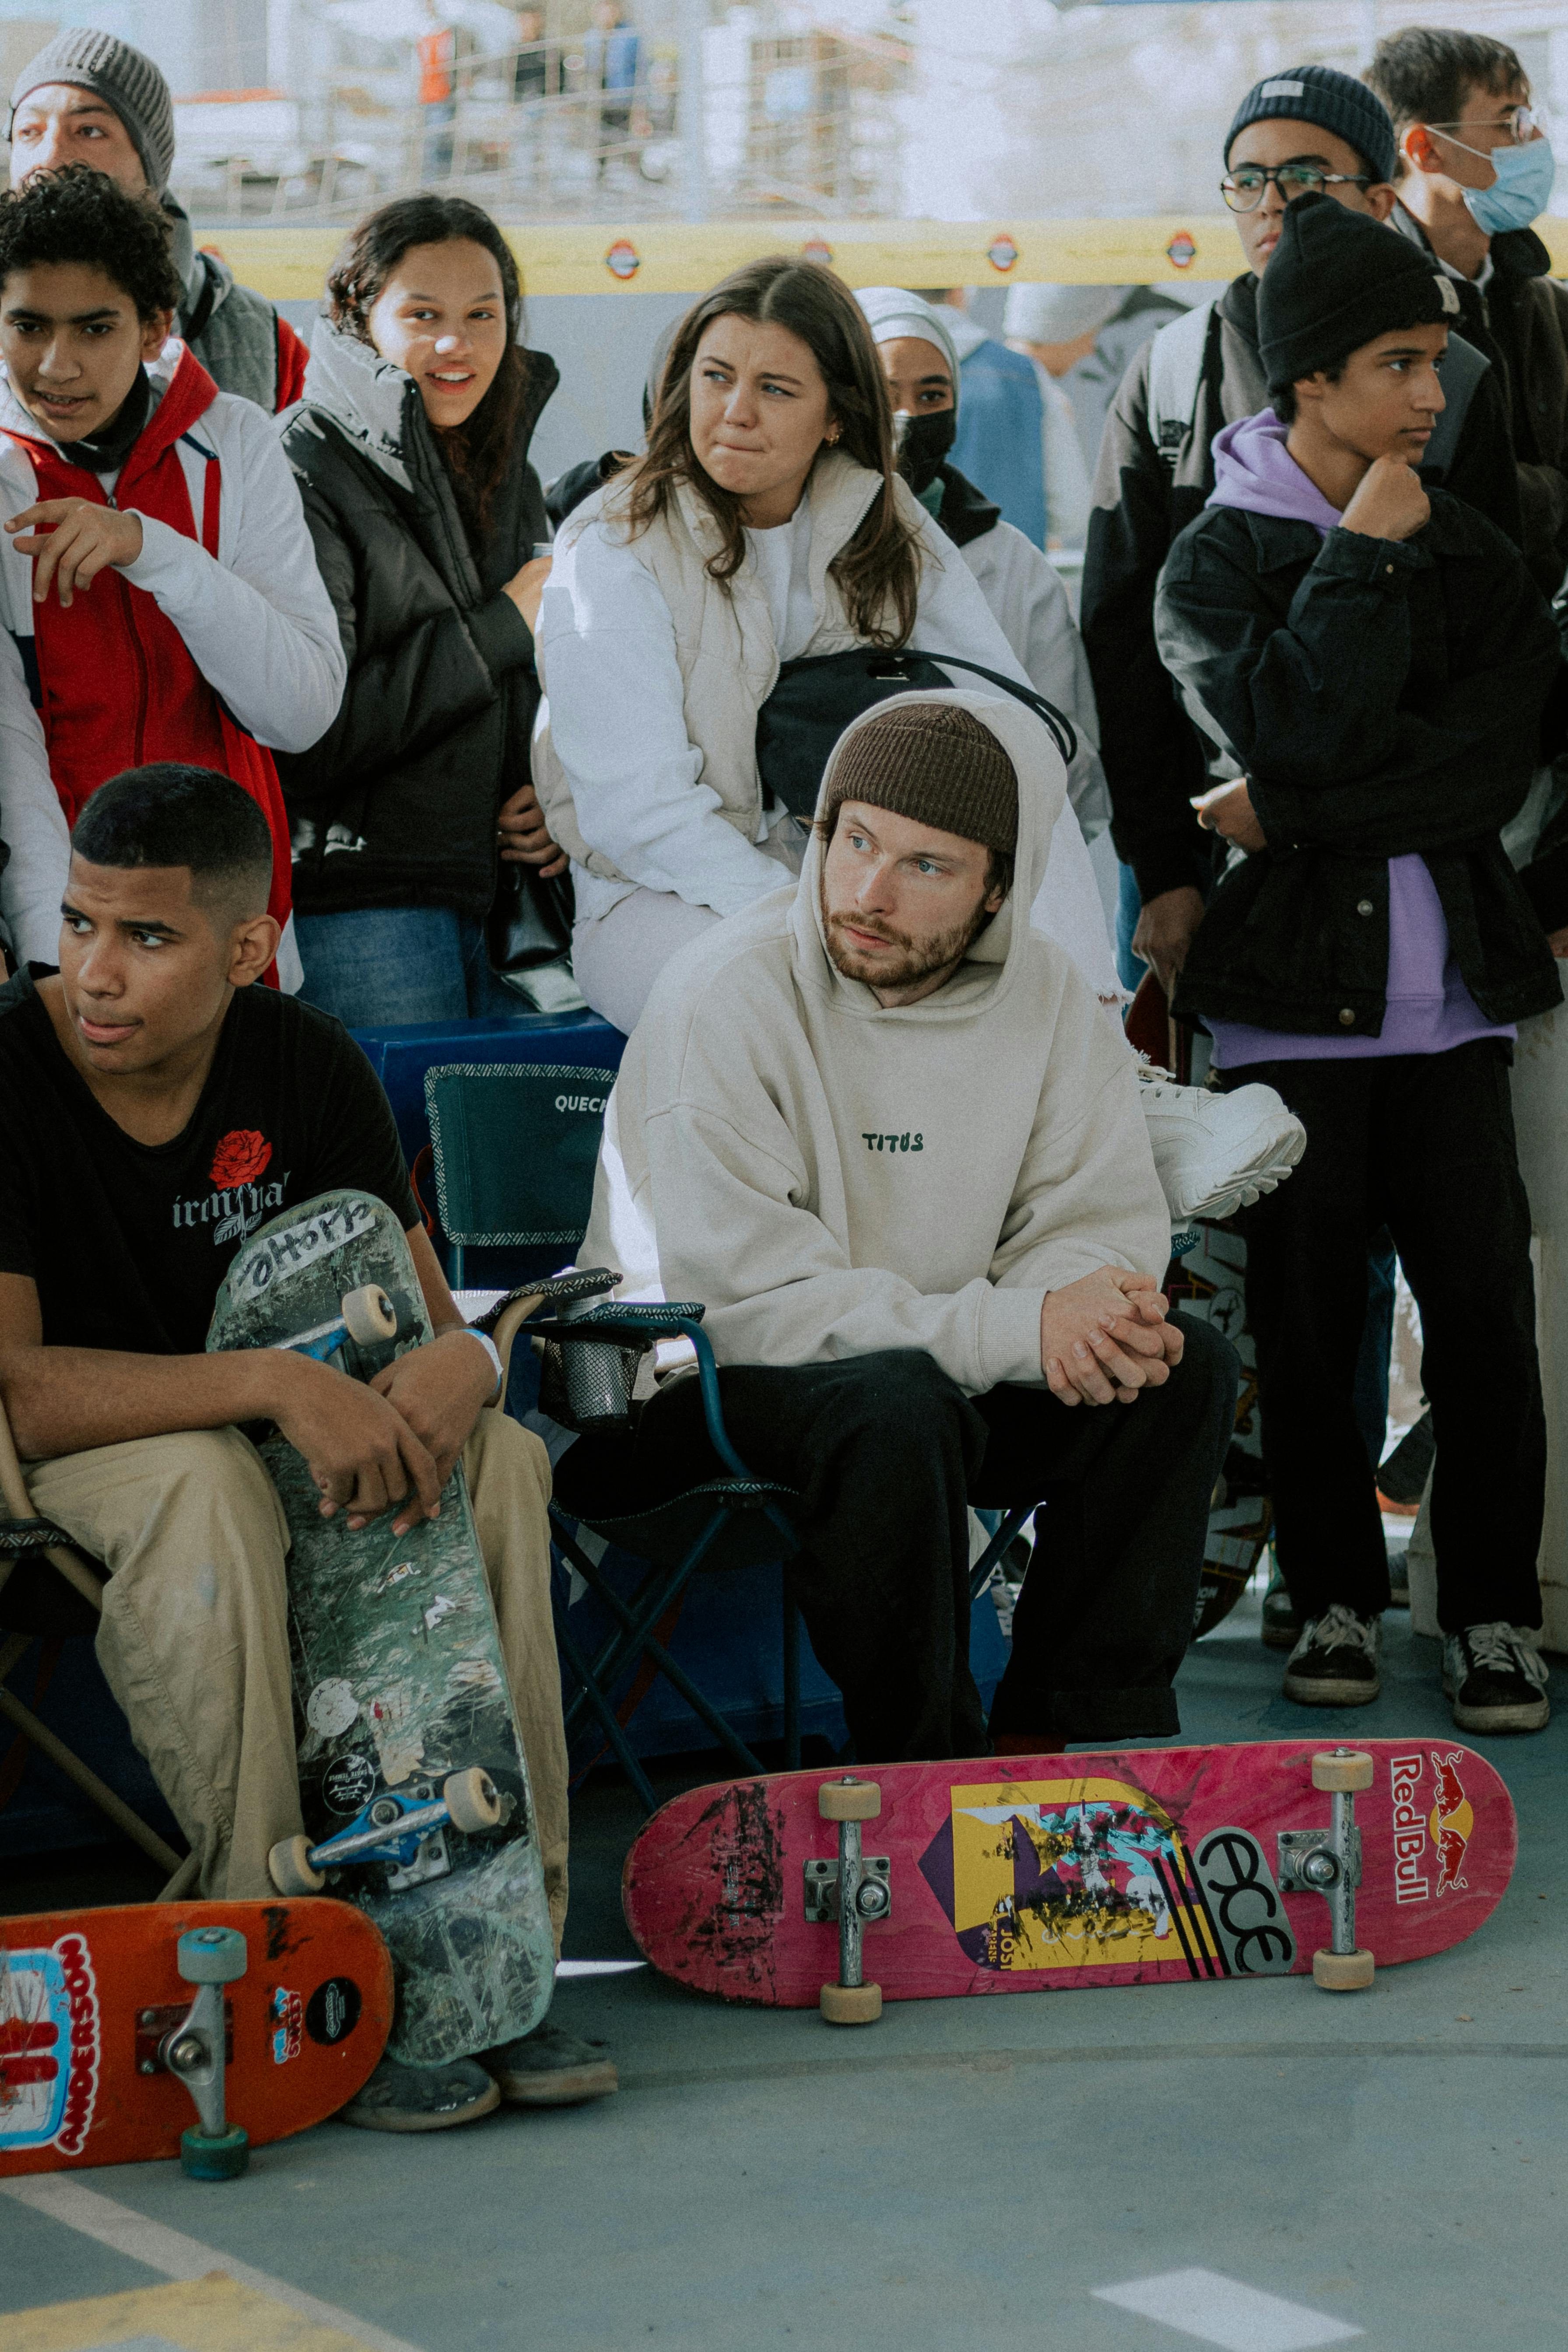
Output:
[210, 1130, 273, 1188]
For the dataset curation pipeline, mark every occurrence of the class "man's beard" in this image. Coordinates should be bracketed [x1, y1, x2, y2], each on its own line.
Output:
[819, 871, 995, 991]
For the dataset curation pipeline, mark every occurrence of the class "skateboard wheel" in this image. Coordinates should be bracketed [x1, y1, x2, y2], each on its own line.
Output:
[818, 1777, 881, 1822]
[342, 1284, 397, 1345]
[177, 1925, 248, 1985]
[820, 1980, 882, 2026]
[180, 2122, 249, 2181]
[1313, 1946, 1375, 1992]
[1311, 1749, 1375, 1794]
[269, 1834, 326, 1896]
[443, 1766, 503, 1833]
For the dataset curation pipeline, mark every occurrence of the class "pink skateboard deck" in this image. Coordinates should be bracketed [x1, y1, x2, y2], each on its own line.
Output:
[623, 1739, 1515, 2006]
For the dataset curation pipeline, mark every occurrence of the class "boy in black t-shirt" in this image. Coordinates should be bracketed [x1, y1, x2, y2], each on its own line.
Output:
[0, 763, 614, 2132]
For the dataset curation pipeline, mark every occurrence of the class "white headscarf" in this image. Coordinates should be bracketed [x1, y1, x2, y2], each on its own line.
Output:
[854, 287, 963, 404]
[1002, 284, 1125, 345]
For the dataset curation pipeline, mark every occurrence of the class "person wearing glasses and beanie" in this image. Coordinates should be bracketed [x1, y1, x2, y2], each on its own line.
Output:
[1155, 193, 1561, 1733]
[1082, 62, 1520, 1011]
[1367, 29, 1568, 595]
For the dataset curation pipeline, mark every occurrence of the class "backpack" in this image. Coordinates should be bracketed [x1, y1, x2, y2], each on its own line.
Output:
[1144, 293, 1489, 484]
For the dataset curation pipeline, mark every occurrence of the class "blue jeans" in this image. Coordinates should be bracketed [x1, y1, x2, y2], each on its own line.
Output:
[295, 906, 519, 1029]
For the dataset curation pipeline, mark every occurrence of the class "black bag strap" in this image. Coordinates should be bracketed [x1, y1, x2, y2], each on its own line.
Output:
[904, 650, 1077, 769]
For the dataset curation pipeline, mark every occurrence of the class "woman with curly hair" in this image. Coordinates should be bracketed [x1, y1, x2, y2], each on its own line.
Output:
[0, 162, 344, 979]
[532, 255, 1118, 1035]
[276, 191, 565, 1026]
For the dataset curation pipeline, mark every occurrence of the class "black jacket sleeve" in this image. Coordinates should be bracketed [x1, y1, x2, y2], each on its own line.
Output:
[284, 479, 535, 803]
[1080, 340, 1213, 905]
[1155, 509, 1559, 860]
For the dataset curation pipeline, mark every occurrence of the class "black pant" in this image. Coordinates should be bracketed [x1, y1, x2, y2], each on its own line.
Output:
[602, 1318, 1236, 1763]
[1224, 1039, 1543, 1632]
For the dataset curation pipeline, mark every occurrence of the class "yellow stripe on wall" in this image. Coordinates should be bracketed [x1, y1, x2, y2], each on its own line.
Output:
[203, 215, 1259, 299]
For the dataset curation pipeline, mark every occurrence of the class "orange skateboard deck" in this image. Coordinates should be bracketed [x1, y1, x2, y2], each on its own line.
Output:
[624, 1739, 1515, 2008]
[0, 1899, 391, 2176]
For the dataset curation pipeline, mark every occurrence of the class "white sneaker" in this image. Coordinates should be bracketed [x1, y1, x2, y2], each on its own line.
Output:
[1136, 1061, 1305, 1224]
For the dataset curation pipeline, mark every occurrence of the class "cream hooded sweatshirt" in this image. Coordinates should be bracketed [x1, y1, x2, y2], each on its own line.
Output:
[578, 689, 1169, 1394]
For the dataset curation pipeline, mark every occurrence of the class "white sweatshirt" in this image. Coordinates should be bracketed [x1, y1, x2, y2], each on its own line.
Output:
[579, 689, 1167, 1389]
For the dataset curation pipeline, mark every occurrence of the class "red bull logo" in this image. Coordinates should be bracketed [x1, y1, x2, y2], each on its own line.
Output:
[1390, 1750, 1475, 1903]
[1430, 1750, 1473, 1895]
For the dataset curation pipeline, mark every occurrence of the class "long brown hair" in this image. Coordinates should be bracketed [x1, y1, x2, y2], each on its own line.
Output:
[626, 257, 923, 646]
[327, 193, 529, 543]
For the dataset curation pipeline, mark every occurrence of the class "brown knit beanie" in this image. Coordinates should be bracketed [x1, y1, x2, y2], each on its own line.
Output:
[823, 702, 1017, 855]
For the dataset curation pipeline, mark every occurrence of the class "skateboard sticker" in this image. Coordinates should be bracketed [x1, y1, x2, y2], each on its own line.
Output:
[919, 1778, 1225, 1978]
[306, 1678, 359, 1739]
[1390, 1748, 1475, 1904]
[1189, 1827, 1295, 1975]
[235, 1197, 378, 1297]
[0, 1934, 100, 2155]
[270, 1986, 303, 2064]
[305, 1976, 362, 2046]
[323, 1752, 378, 1814]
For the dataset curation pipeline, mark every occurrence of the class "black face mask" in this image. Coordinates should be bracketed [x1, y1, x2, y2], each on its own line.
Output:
[894, 406, 957, 496]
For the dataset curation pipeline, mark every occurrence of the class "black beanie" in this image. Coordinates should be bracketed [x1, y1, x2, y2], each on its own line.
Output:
[1258, 190, 1460, 390]
[1225, 63, 1396, 187]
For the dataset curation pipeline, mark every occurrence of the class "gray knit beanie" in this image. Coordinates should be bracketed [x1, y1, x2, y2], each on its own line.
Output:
[10, 31, 176, 193]
[824, 703, 1017, 857]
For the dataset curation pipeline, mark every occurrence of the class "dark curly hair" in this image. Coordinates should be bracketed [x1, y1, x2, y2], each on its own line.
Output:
[0, 163, 179, 323]
[327, 192, 530, 544]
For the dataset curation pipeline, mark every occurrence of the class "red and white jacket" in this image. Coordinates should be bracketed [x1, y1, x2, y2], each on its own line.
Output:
[0, 340, 345, 979]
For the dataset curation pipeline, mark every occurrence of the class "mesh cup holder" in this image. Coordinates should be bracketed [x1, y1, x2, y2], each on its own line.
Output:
[540, 1299, 643, 1430]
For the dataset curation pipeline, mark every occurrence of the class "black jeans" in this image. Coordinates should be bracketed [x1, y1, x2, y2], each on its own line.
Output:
[1224, 1039, 1543, 1632]
[593, 1317, 1236, 1763]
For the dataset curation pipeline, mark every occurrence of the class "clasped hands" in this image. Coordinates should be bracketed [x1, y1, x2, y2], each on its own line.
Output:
[271, 1330, 498, 1540]
[1041, 1266, 1183, 1408]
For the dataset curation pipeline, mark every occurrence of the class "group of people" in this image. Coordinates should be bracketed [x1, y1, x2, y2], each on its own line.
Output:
[0, 22, 1564, 2136]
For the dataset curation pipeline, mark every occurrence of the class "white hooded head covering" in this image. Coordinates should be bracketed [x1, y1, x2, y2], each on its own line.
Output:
[854, 288, 962, 404]
[1003, 284, 1125, 345]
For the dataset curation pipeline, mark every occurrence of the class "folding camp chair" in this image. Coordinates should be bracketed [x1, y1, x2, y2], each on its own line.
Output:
[424, 1058, 619, 1287]
[0, 1398, 197, 1896]
[478, 1286, 803, 1818]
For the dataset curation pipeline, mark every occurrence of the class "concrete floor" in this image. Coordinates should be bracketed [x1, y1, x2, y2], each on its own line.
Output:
[5, 1592, 1564, 2352]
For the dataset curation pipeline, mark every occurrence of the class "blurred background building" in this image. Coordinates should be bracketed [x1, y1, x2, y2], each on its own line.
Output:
[0, 0, 1559, 232]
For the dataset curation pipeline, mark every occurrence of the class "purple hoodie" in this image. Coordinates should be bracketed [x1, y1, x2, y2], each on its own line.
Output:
[1200, 409, 1512, 1068]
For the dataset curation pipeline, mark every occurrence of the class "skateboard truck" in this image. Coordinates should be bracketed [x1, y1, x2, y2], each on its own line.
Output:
[813, 1777, 888, 2026]
[1278, 1748, 1376, 1992]
[160, 1926, 250, 2181]
[267, 1767, 506, 1896]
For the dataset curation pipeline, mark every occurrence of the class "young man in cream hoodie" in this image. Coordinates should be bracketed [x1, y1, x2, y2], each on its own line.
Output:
[576, 692, 1237, 1758]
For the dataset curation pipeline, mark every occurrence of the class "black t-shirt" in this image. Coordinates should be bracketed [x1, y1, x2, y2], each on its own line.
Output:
[0, 973, 419, 1355]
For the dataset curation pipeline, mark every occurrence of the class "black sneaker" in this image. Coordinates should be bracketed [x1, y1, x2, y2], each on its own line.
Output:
[1261, 1570, 1300, 1652]
[339, 2053, 500, 2133]
[481, 2019, 618, 2107]
[1282, 1604, 1381, 1706]
[1442, 1623, 1550, 1734]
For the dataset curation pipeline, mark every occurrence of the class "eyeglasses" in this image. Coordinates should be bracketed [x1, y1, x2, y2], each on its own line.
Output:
[1221, 162, 1373, 211]
[1426, 104, 1549, 147]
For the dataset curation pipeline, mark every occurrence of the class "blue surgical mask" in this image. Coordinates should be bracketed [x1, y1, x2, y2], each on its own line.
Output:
[1463, 136, 1556, 235]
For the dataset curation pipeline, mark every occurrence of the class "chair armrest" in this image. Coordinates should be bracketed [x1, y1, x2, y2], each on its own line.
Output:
[529, 1304, 755, 1481]
[0, 1394, 105, 1612]
[475, 1265, 621, 1385]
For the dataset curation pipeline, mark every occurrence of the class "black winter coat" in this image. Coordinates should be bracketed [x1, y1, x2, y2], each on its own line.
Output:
[1081, 273, 1524, 909]
[276, 351, 556, 920]
[1154, 491, 1564, 1038]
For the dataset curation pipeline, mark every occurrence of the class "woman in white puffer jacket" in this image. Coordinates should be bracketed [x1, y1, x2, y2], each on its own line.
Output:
[532, 255, 1118, 1036]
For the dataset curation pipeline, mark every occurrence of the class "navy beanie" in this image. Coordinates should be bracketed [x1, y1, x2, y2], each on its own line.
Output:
[1225, 63, 1396, 188]
[1259, 191, 1460, 390]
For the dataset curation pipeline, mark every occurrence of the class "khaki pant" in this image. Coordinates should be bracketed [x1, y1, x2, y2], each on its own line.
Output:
[29, 1410, 570, 1944]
